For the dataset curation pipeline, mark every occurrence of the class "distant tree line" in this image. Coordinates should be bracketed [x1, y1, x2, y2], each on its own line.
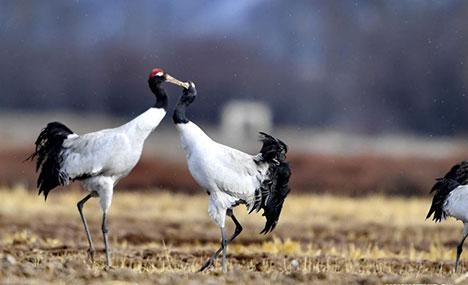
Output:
[1, 1, 468, 135]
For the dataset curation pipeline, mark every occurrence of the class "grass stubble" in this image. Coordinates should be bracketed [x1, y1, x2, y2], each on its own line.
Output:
[0, 186, 464, 284]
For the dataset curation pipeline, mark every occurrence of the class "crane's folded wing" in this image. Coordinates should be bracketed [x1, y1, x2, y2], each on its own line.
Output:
[61, 130, 132, 180]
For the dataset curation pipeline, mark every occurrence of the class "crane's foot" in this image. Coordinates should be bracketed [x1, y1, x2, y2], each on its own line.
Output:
[198, 258, 215, 272]
[104, 265, 114, 271]
[87, 247, 95, 264]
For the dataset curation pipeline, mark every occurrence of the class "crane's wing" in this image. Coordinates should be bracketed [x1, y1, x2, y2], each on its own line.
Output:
[31, 122, 136, 200]
[210, 144, 268, 207]
[432, 160, 468, 192]
[213, 133, 291, 234]
[61, 129, 131, 180]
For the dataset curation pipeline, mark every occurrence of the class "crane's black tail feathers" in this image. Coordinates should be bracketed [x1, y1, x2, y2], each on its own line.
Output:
[255, 132, 291, 234]
[258, 132, 288, 164]
[27, 122, 74, 200]
[426, 178, 460, 222]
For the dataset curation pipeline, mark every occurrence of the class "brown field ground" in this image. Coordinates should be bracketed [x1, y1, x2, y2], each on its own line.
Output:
[1, 187, 468, 284]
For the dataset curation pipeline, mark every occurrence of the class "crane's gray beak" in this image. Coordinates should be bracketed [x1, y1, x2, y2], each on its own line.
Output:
[166, 74, 190, 89]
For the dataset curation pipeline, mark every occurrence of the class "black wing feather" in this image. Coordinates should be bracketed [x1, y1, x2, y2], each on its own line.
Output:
[426, 178, 460, 222]
[255, 132, 291, 234]
[432, 160, 468, 191]
[427, 160, 468, 222]
[27, 122, 74, 200]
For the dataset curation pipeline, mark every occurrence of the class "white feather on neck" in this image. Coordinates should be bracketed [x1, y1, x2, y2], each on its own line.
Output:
[123, 107, 166, 141]
[176, 122, 212, 153]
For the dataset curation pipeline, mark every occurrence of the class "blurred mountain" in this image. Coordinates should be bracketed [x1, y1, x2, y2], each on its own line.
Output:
[1, 1, 468, 135]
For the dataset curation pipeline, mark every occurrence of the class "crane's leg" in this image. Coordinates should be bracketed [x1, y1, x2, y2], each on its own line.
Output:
[77, 194, 95, 263]
[199, 209, 243, 272]
[221, 226, 227, 272]
[101, 211, 111, 268]
[455, 223, 468, 273]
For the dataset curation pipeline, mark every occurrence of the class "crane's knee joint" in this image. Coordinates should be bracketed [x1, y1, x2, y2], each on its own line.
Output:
[458, 245, 463, 255]
[102, 226, 108, 234]
[77, 200, 86, 210]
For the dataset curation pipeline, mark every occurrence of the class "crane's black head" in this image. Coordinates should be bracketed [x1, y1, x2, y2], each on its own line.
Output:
[148, 68, 188, 88]
[148, 68, 165, 85]
[148, 68, 189, 109]
[173, 81, 197, 124]
[181, 81, 197, 104]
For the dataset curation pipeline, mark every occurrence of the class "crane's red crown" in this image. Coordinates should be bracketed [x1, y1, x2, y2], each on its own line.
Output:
[149, 68, 165, 79]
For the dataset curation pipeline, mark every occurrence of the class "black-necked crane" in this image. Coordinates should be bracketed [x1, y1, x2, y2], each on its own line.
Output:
[28, 68, 188, 268]
[427, 160, 468, 272]
[172, 82, 291, 272]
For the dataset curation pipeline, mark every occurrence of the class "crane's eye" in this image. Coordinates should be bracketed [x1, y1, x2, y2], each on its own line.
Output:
[155, 72, 164, 77]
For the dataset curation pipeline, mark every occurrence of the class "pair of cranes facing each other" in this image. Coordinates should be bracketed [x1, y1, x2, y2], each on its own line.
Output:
[29, 68, 291, 272]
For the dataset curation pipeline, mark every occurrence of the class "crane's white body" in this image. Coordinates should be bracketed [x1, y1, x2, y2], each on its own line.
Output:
[32, 70, 180, 269]
[172, 82, 290, 272]
[176, 122, 269, 227]
[443, 185, 468, 222]
[61, 107, 166, 211]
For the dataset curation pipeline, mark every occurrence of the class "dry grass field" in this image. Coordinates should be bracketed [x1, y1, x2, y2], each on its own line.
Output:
[0, 186, 467, 284]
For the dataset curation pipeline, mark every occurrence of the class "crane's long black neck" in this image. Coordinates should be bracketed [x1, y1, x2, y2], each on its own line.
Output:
[173, 91, 196, 124]
[148, 79, 168, 110]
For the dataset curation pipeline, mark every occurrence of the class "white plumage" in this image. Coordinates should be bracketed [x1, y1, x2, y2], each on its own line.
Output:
[177, 122, 269, 227]
[30, 69, 186, 268]
[61, 107, 165, 210]
[443, 186, 468, 222]
[172, 82, 291, 272]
